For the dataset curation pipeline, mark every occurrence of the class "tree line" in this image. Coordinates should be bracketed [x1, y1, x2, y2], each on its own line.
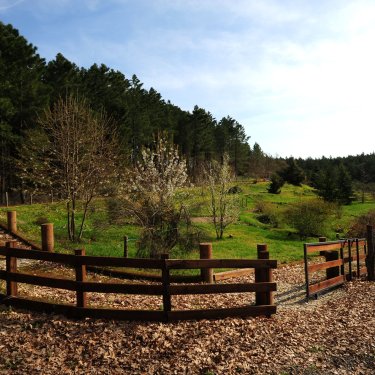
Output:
[1, 21, 375, 207]
[0, 21, 281, 204]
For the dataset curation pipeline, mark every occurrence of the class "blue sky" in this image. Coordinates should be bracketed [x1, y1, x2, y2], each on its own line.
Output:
[1, 0, 375, 158]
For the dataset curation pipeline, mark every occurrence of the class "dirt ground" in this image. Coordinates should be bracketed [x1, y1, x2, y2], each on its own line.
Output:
[0, 260, 374, 374]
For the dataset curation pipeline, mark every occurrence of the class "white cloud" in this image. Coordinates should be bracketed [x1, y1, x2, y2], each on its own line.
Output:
[0, 0, 24, 11]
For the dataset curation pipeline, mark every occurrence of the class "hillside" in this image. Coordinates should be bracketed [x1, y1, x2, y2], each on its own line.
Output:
[1, 182, 375, 263]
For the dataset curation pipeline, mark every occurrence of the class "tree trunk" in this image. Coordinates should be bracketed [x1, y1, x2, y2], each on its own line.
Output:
[78, 196, 93, 240]
[71, 196, 76, 242]
[67, 201, 75, 242]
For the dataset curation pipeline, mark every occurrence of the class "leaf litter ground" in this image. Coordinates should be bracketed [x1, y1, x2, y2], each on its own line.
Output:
[0, 260, 374, 374]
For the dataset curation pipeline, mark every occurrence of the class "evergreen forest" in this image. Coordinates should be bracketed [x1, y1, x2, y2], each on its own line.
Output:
[1, 21, 375, 205]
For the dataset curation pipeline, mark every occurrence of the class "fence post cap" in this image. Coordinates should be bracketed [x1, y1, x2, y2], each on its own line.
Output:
[74, 248, 85, 256]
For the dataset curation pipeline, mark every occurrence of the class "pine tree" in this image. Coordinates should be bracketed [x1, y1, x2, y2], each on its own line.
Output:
[248, 143, 266, 178]
[315, 167, 338, 202]
[280, 158, 305, 186]
[336, 163, 353, 205]
[44, 53, 81, 103]
[0, 22, 48, 202]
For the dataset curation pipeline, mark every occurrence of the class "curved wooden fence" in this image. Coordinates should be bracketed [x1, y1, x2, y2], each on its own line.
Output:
[0, 243, 277, 321]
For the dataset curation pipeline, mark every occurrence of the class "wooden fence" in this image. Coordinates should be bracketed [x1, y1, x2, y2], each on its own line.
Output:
[0, 213, 40, 250]
[0, 212, 252, 283]
[0, 243, 277, 321]
[304, 238, 367, 299]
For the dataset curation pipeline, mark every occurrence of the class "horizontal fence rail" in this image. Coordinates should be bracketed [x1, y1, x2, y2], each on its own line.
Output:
[0, 244, 277, 322]
[0, 221, 41, 250]
[304, 238, 367, 299]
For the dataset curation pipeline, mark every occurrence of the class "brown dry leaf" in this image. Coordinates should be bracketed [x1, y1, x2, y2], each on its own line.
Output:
[0, 258, 375, 374]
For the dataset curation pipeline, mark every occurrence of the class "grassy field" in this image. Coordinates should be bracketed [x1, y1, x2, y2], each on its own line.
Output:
[1, 181, 375, 264]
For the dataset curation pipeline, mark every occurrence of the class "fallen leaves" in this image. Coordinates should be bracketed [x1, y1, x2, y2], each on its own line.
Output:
[0, 247, 374, 373]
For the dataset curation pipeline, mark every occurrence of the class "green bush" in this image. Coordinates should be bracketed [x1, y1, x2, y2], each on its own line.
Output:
[268, 174, 285, 194]
[106, 198, 138, 226]
[284, 199, 334, 239]
[106, 198, 127, 225]
[227, 185, 243, 194]
[254, 200, 282, 228]
[347, 209, 375, 238]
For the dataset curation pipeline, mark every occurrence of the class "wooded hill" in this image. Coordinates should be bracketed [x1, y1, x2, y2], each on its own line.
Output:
[0, 21, 282, 204]
[1, 21, 375, 204]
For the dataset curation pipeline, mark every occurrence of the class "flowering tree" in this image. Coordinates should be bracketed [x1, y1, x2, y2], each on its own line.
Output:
[123, 134, 190, 258]
[206, 154, 240, 239]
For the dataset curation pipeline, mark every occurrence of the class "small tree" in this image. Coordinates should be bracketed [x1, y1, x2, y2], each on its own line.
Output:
[268, 173, 285, 194]
[336, 163, 353, 205]
[314, 168, 336, 202]
[38, 95, 119, 241]
[206, 154, 240, 239]
[123, 134, 191, 258]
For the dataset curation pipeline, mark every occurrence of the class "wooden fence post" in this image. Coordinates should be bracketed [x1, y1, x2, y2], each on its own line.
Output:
[347, 239, 354, 281]
[199, 243, 213, 283]
[75, 248, 87, 308]
[123, 235, 128, 258]
[319, 236, 340, 280]
[255, 244, 273, 306]
[366, 225, 375, 281]
[161, 253, 171, 321]
[318, 236, 326, 256]
[326, 250, 340, 279]
[41, 223, 54, 252]
[318, 236, 327, 258]
[6, 241, 17, 297]
[7, 211, 17, 233]
[355, 238, 361, 278]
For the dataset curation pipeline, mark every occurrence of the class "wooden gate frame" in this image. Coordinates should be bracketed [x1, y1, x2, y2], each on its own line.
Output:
[304, 238, 367, 299]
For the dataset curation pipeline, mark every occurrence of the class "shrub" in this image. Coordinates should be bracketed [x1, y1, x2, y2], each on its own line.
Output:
[106, 198, 133, 225]
[227, 185, 243, 194]
[284, 199, 334, 239]
[254, 200, 282, 228]
[347, 209, 375, 238]
[268, 174, 285, 194]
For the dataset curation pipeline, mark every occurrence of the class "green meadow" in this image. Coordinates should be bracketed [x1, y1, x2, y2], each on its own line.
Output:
[1, 181, 374, 264]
